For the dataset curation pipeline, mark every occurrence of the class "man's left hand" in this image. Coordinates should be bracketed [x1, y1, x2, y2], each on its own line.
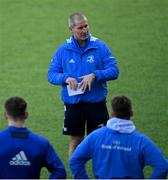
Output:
[79, 73, 96, 92]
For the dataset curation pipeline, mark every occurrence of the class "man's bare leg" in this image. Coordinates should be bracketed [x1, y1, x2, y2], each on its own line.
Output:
[69, 135, 84, 157]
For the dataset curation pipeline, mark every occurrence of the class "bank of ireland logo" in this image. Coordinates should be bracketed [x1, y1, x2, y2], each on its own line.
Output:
[87, 55, 94, 63]
[9, 151, 31, 166]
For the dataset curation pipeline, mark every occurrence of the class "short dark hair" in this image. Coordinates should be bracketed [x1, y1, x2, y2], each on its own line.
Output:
[111, 96, 132, 119]
[5, 96, 27, 119]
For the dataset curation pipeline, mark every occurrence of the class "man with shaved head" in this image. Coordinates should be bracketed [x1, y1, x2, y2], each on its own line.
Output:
[48, 13, 119, 156]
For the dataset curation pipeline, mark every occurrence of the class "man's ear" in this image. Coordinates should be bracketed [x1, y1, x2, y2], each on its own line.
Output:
[111, 111, 115, 117]
[24, 112, 29, 119]
[3, 112, 8, 119]
[130, 110, 133, 117]
[69, 27, 73, 33]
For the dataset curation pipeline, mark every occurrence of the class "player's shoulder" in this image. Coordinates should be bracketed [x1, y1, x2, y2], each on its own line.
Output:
[90, 35, 106, 45]
[0, 128, 11, 137]
[89, 126, 108, 137]
[29, 131, 49, 145]
[131, 130, 154, 144]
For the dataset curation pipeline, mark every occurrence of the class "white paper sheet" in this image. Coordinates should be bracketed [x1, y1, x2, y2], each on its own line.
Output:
[67, 83, 84, 96]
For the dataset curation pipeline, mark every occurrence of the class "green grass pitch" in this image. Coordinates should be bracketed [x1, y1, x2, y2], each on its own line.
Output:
[0, 0, 168, 178]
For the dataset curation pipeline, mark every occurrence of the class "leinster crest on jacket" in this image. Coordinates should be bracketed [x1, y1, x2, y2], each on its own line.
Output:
[86, 55, 94, 63]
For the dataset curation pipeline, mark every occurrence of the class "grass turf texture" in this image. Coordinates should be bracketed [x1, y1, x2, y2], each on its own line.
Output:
[0, 0, 168, 178]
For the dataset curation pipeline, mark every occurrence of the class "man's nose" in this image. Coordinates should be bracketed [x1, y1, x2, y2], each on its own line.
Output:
[82, 27, 87, 33]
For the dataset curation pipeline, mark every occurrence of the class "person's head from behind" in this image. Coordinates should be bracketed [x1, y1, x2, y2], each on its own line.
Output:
[111, 96, 133, 120]
[68, 12, 89, 41]
[4, 96, 28, 122]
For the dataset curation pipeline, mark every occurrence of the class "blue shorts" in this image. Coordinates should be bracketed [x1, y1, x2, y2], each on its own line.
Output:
[63, 101, 109, 136]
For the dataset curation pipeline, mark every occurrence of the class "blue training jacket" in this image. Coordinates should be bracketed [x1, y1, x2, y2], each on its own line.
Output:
[69, 127, 168, 179]
[48, 34, 119, 104]
[0, 126, 66, 179]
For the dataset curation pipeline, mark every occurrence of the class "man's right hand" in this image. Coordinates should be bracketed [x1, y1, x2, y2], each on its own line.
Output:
[66, 77, 78, 90]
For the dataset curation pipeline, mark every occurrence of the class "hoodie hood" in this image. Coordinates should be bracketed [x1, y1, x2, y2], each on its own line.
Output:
[106, 117, 136, 134]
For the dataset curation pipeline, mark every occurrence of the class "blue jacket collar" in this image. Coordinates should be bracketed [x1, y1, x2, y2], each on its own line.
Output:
[65, 34, 98, 54]
[7, 126, 29, 132]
